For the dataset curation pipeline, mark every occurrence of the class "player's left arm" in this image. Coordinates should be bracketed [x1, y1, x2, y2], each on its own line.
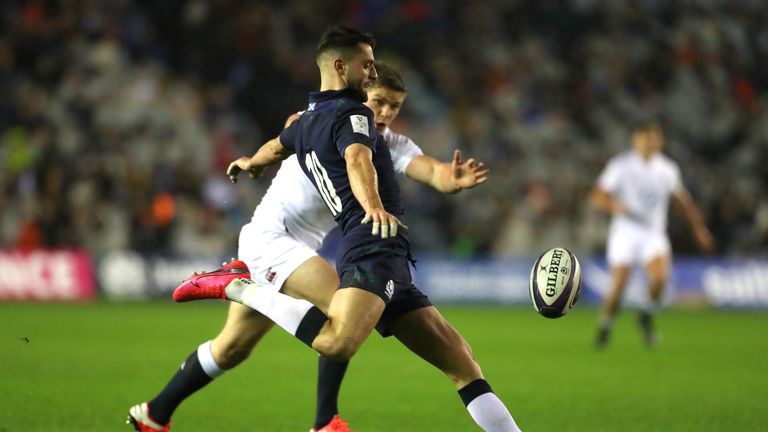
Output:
[672, 186, 716, 253]
[405, 150, 489, 194]
[227, 137, 294, 183]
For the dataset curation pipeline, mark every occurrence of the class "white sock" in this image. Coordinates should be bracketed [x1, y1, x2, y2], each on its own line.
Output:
[225, 278, 315, 336]
[196, 340, 225, 378]
[599, 315, 614, 330]
[467, 393, 522, 432]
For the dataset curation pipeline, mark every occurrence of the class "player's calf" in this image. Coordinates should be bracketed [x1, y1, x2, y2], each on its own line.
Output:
[209, 303, 274, 369]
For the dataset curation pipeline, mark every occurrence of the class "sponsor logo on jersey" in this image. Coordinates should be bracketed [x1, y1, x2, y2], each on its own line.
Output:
[350, 115, 369, 136]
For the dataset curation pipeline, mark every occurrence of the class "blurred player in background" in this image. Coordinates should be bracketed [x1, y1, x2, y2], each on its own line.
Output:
[591, 120, 715, 349]
[128, 44, 506, 432]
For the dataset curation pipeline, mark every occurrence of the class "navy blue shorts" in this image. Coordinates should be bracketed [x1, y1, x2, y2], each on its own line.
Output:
[338, 249, 432, 337]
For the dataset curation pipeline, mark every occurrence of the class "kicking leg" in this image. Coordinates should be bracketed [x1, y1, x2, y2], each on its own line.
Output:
[389, 307, 521, 432]
[205, 275, 383, 360]
[176, 257, 386, 360]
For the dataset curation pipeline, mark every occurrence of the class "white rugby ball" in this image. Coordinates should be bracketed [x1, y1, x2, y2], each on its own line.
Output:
[529, 247, 582, 319]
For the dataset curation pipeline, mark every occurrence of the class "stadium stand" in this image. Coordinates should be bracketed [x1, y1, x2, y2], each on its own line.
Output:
[1, 0, 766, 260]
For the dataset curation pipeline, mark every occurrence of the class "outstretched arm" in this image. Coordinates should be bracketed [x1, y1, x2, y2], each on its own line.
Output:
[227, 137, 293, 183]
[345, 143, 403, 239]
[405, 150, 489, 194]
[673, 187, 715, 253]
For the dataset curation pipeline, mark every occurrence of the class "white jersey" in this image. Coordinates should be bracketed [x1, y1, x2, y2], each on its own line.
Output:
[248, 127, 423, 251]
[597, 150, 681, 233]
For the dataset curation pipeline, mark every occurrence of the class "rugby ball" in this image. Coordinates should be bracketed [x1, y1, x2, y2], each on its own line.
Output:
[529, 247, 582, 319]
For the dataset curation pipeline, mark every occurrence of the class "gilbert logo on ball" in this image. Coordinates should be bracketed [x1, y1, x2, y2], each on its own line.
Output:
[529, 247, 582, 319]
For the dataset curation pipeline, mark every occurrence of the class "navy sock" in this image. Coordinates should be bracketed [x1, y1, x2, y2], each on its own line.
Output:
[313, 355, 350, 429]
[296, 306, 328, 347]
[148, 350, 212, 425]
[458, 379, 493, 406]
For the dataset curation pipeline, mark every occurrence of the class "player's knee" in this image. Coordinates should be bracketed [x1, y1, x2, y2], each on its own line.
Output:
[314, 338, 360, 361]
[213, 336, 259, 369]
[649, 274, 666, 289]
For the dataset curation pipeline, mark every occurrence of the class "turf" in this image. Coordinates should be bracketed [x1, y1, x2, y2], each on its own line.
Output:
[0, 302, 765, 431]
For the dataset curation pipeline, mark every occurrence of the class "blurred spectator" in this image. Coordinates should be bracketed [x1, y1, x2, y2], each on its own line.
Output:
[0, 0, 765, 259]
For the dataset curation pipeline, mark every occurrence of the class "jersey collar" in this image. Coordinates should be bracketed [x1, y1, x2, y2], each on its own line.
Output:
[309, 88, 367, 103]
[631, 149, 660, 164]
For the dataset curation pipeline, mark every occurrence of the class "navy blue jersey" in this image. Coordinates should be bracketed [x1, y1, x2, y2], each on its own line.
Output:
[279, 88, 409, 260]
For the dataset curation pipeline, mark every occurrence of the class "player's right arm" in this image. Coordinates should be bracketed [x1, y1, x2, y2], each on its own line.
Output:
[591, 157, 630, 216]
[344, 143, 402, 239]
[227, 136, 294, 183]
[590, 186, 628, 216]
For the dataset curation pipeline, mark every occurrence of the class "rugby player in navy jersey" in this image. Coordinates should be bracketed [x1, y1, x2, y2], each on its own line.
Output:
[128, 62, 492, 432]
[170, 26, 522, 431]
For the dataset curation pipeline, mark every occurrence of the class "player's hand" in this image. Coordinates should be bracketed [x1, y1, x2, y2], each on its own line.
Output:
[615, 201, 650, 225]
[227, 157, 262, 183]
[694, 226, 716, 254]
[361, 209, 408, 239]
[450, 150, 489, 191]
[611, 199, 629, 216]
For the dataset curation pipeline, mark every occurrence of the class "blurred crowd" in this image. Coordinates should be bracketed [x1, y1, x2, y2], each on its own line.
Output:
[1, 0, 766, 260]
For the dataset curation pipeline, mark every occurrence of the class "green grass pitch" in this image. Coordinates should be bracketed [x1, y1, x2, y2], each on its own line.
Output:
[1, 302, 766, 431]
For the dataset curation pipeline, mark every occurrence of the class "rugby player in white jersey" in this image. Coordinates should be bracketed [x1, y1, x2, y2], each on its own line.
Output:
[128, 60, 494, 432]
[591, 120, 714, 349]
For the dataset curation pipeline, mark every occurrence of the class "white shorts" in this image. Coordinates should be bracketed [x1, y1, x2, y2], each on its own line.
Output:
[606, 224, 671, 267]
[237, 221, 318, 292]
